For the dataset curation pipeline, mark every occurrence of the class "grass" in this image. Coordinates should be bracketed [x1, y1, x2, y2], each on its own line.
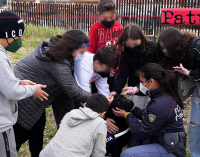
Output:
[6, 25, 192, 157]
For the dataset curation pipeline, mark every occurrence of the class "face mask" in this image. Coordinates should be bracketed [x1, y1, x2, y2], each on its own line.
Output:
[101, 20, 115, 28]
[140, 79, 152, 95]
[97, 71, 110, 78]
[74, 51, 84, 63]
[125, 45, 141, 53]
[5, 38, 22, 53]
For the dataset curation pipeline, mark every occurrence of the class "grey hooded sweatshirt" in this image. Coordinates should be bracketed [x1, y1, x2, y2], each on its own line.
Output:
[40, 107, 107, 157]
[0, 45, 36, 133]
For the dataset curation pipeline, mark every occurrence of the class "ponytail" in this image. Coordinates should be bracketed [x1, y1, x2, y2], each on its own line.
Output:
[140, 63, 184, 109]
[49, 35, 62, 44]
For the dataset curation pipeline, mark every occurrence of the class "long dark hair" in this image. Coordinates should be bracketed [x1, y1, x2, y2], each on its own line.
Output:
[140, 63, 184, 109]
[46, 30, 89, 65]
[156, 28, 195, 69]
[114, 23, 150, 57]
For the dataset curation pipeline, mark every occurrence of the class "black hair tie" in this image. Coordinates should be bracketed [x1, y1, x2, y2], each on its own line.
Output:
[161, 69, 165, 76]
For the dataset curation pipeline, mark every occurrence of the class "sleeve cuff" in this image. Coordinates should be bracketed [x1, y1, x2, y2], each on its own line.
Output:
[124, 112, 131, 118]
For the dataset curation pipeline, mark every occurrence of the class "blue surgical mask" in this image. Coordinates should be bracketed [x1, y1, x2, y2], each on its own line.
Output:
[74, 51, 84, 63]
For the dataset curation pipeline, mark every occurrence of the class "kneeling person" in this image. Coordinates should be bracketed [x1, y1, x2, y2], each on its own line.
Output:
[39, 93, 109, 157]
[74, 46, 119, 97]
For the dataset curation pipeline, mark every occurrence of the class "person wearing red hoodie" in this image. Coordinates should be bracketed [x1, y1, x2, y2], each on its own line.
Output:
[88, 0, 123, 97]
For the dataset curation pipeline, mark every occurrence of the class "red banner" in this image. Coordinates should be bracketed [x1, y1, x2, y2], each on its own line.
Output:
[161, 8, 200, 26]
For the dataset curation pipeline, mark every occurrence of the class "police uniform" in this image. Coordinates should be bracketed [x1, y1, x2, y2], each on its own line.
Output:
[121, 88, 186, 157]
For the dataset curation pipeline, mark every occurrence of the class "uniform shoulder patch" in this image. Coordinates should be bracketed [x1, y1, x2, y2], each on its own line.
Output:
[149, 114, 156, 122]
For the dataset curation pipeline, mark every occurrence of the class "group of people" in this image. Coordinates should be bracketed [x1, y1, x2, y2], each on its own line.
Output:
[0, 0, 200, 156]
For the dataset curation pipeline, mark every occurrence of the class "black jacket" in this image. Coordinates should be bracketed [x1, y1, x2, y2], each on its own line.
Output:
[186, 37, 200, 81]
[113, 41, 157, 94]
[14, 41, 91, 130]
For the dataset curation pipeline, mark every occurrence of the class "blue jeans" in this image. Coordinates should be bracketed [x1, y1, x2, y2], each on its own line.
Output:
[120, 144, 176, 157]
[128, 132, 150, 147]
[189, 86, 200, 157]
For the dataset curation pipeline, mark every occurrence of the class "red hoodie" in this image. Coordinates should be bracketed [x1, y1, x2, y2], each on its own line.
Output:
[88, 21, 123, 53]
[88, 21, 123, 74]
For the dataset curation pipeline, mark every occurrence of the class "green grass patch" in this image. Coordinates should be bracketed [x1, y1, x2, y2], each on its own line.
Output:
[22, 24, 66, 48]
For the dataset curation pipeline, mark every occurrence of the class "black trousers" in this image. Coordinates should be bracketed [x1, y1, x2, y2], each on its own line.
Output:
[13, 111, 46, 157]
[52, 92, 82, 128]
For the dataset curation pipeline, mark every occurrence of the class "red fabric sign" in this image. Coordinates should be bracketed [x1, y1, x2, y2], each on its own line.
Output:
[161, 8, 200, 26]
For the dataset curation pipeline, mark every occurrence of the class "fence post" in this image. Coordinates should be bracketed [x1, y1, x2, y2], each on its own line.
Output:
[153, 2, 156, 41]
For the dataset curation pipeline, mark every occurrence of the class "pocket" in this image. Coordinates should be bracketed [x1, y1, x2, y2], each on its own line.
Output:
[164, 132, 186, 153]
[11, 104, 18, 123]
[164, 133, 179, 153]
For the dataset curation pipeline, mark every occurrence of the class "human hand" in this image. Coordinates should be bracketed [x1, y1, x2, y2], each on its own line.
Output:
[106, 118, 119, 133]
[174, 63, 189, 76]
[122, 87, 139, 96]
[112, 108, 127, 118]
[109, 91, 117, 96]
[110, 71, 115, 77]
[106, 96, 114, 105]
[33, 84, 49, 101]
[20, 80, 36, 86]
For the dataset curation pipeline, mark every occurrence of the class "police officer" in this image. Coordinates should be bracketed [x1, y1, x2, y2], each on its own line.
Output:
[113, 63, 186, 157]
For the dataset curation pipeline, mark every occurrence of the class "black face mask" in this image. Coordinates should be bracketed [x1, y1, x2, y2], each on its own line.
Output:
[125, 45, 141, 53]
[97, 71, 110, 78]
[101, 20, 115, 28]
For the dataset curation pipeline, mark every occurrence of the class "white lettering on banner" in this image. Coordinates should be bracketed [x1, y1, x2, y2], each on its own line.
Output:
[11, 30, 16, 37]
[174, 105, 184, 121]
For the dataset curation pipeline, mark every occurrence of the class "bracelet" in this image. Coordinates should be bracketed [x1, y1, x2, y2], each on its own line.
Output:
[124, 112, 131, 118]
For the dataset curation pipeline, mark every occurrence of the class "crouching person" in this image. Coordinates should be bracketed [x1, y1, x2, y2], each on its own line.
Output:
[113, 63, 186, 157]
[40, 93, 111, 157]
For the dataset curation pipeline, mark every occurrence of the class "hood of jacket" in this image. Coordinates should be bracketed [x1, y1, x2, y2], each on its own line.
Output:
[67, 107, 100, 127]
[34, 41, 52, 62]
[34, 41, 73, 66]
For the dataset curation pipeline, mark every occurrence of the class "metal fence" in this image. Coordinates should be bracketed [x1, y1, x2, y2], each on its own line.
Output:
[1, 1, 200, 39]
[8, 3, 98, 33]
[116, 0, 200, 40]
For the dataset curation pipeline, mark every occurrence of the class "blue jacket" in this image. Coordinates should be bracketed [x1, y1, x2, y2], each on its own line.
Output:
[126, 88, 185, 156]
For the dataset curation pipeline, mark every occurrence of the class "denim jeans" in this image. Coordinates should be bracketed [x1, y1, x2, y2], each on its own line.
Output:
[120, 144, 176, 157]
[189, 86, 200, 157]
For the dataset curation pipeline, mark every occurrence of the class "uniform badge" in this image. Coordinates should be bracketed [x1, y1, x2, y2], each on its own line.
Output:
[149, 114, 156, 122]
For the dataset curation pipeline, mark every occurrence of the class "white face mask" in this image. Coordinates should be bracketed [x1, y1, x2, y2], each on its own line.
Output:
[140, 79, 152, 95]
